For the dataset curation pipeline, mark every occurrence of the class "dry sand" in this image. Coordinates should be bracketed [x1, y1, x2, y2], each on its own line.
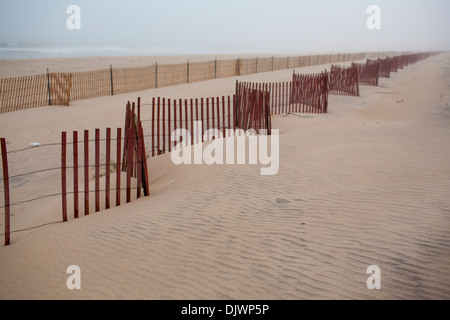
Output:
[0, 53, 449, 299]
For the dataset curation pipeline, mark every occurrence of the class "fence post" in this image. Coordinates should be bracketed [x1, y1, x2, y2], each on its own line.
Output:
[116, 128, 122, 207]
[84, 130, 89, 215]
[126, 125, 134, 203]
[61, 132, 67, 222]
[110, 64, 114, 96]
[47, 68, 51, 106]
[324, 70, 328, 113]
[95, 129, 100, 212]
[1, 138, 10, 245]
[105, 128, 111, 209]
[235, 80, 240, 129]
[73, 131, 79, 219]
[238, 57, 241, 76]
[155, 62, 158, 89]
[187, 59, 190, 84]
[215, 58, 217, 79]
[138, 122, 149, 196]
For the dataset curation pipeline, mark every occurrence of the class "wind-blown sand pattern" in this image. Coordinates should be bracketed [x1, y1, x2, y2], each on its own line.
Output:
[0, 54, 449, 299]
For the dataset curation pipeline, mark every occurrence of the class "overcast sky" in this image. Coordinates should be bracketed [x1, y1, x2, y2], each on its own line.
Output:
[0, 0, 449, 53]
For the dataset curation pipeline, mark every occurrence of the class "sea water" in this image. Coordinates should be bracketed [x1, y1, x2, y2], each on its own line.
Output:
[0, 43, 218, 60]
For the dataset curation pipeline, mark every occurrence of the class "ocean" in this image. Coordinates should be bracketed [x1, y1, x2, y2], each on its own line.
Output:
[0, 43, 221, 59]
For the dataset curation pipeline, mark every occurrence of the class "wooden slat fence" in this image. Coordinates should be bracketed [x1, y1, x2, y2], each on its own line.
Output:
[70, 69, 110, 101]
[328, 65, 359, 96]
[352, 60, 379, 86]
[60, 123, 149, 222]
[2, 52, 438, 114]
[0, 72, 72, 113]
[0, 51, 441, 245]
[143, 95, 236, 157]
[291, 72, 329, 114]
[235, 82, 271, 134]
[113, 65, 156, 95]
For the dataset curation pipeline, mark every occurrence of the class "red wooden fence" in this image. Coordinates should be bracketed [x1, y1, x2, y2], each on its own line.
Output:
[291, 72, 329, 114]
[351, 53, 435, 88]
[328, 65, 359, 97]
[60, 123, 149, 222]
[235, 82, 271, 134]
[235, 72, 330, 117]
[352, 60, 379, 86]
[377, 58, 391, 78]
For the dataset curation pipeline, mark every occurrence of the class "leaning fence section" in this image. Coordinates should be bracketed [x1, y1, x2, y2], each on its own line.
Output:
[290, 72, 329, 114]
[234, 72, 329, 117]
[352, 60, 379, 86]
[235, 82, 271, 134]
[351, 52, 437, 87]
[1, 101, 150, 245]
[328, 65, 359, 96]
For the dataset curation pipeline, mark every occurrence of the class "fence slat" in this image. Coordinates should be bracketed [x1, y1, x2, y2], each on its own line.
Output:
[173, 99, 177, 149]
[95, 129, 100, 212]
[138, 122, 150, 196]
[168, 98, 172, 152]
[105, 128, 111, 210]
[136, 123, 142, 199]
[116, 128, 122, 207]
[84, 130, 89, 215]
[1, 138, 11, 246]
[126, 126, 133, 203]
[157, 97, 160, 155]
[61, 132, 67, 222]
[162, 98, 166, 153]
[73, 131, 79, 219]
[151, 98, 155, 157]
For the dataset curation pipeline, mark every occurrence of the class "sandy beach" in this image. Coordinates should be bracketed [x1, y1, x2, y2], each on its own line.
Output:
[0, 53, 449, 299]
[0, 53, 300, 78]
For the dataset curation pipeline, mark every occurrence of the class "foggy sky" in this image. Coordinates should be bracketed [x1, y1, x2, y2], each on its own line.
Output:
[0, 0, 449, 54]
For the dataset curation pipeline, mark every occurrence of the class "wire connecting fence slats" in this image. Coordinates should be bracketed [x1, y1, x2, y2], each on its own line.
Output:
[145, 95, 236, 157]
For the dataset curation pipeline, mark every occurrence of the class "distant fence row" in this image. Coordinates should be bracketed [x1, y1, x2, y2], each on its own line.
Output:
[1, 51, 413, 114]
[139, 52, 438, 159]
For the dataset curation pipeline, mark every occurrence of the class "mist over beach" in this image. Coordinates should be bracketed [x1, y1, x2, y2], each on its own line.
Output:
[0, 42, 225, 60]
[0, 0, 449, 303]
